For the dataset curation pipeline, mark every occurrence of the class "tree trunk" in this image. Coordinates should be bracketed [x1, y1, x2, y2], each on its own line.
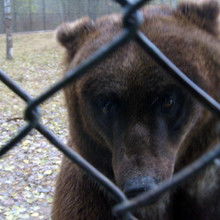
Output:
[4, 0, 13, 60]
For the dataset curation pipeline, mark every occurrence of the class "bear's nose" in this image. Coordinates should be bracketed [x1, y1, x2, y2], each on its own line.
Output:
[123, 176, 157, 198]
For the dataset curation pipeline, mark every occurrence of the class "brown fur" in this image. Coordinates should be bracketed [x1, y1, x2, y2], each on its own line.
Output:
[52, 1, 220, 219]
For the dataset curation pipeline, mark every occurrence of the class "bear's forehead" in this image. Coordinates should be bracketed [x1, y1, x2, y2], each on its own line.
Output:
[79, 65, 181, 100]
[78, 37, 201, 98]
[75, 10, 207, 76]
[73, 5, 217, 98]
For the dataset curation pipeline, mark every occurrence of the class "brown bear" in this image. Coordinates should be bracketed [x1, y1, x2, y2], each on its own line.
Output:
[52, 1, 220, 219]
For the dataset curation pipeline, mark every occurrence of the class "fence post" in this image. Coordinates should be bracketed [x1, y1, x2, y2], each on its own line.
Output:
[4, 0, 13, 60]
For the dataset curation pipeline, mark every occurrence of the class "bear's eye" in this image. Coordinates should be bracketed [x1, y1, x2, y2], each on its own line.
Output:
[156, 89, 183, 119]
[161, 96, 176, 114]
[94, 95, 120, 119]
[102, 100, 117, 115]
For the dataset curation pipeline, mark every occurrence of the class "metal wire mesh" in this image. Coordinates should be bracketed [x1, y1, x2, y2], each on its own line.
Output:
[1, 0, 220, 219]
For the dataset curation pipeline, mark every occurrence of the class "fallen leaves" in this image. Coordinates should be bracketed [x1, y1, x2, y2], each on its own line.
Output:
[0, 32, 68, 219]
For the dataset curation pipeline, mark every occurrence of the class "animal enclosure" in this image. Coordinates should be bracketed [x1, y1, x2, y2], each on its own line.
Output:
[0, 0, 220, 219]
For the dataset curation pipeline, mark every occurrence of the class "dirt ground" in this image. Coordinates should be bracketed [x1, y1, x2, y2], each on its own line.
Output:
[0, 32, 68, 219]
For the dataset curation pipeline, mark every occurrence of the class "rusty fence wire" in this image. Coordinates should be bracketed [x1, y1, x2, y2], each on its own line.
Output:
[1, 0, 220, 219]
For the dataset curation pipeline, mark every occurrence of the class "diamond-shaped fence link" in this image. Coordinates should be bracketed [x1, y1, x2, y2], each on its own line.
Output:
[0, 0, 220, 219]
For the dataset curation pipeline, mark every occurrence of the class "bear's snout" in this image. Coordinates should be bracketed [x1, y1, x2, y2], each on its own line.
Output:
[123, 176, 158, 199]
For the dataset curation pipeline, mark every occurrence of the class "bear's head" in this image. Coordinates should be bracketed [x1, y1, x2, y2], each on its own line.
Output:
[56, 0, 220, 218]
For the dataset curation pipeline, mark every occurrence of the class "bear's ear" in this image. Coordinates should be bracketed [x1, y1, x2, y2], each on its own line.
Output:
[56, 17, 95, 55]
[177, 0, 219, 36]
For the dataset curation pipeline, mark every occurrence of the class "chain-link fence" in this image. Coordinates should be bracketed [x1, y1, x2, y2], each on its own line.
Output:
[1, 0, 220, 219]
[0, 0, 180, 34]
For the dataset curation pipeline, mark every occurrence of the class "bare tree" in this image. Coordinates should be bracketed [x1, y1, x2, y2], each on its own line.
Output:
[4, 0, 13, 60]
